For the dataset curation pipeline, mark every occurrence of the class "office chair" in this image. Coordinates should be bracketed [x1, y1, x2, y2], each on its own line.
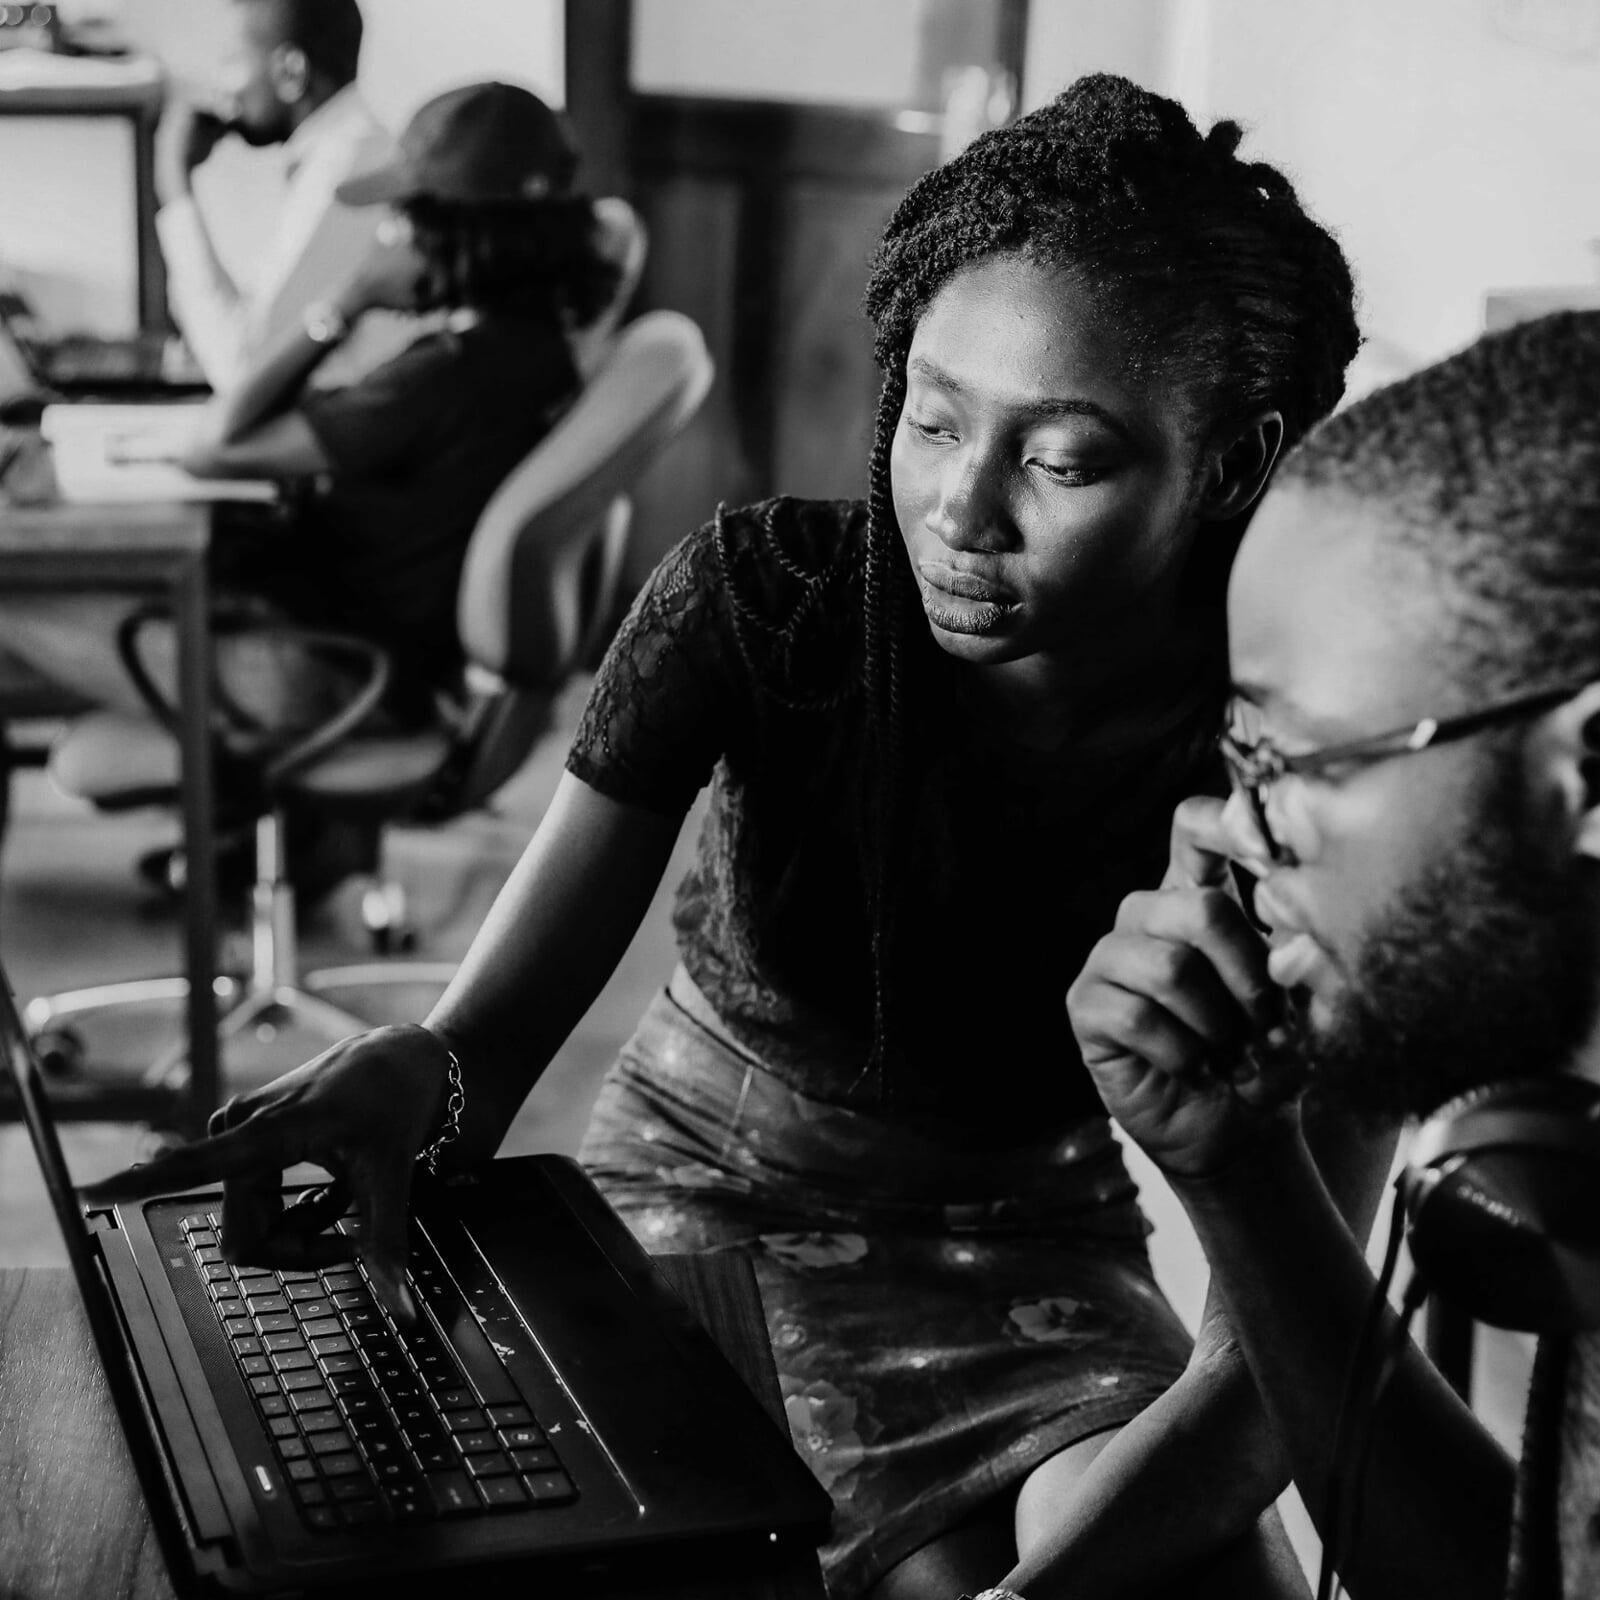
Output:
[570, 197, 648, 382]
[25, 309, 714, 1096]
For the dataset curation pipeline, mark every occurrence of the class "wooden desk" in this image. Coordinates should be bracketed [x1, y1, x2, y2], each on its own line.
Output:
[0, 1259, 827, 1600]
[0, 500, 218, 1133]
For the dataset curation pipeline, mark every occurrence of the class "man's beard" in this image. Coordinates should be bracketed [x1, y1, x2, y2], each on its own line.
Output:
[1265, 751, 1599, 1121]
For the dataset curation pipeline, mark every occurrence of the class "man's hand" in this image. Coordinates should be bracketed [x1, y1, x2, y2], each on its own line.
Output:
[156, 100, 231, 207]
[1067, 795, 1306, 1178]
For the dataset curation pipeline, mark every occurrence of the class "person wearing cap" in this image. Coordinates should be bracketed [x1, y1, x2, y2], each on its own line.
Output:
[1, 82, 619, 896]
[156, 0, 411, 392]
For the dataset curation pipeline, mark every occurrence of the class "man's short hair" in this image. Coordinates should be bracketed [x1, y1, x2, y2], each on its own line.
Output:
[240, 0, 364, 88]
[1277, 310, 1600, 699]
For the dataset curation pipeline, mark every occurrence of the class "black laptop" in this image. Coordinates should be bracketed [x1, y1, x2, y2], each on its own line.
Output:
[0, 296, 208, 401]
[4, 976, 831, 1596]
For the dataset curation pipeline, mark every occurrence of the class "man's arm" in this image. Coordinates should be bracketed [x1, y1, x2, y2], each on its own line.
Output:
[1065, 795, 1514, 1600]
[1000, 1102, 1396, 1599]
[156, 101, 251, 390]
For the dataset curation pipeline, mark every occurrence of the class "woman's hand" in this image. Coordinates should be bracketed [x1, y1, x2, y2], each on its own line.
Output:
[1066, 795, 1305, 1179]
[83, 1023, 455, 1320]
[335, 218, 430, 320]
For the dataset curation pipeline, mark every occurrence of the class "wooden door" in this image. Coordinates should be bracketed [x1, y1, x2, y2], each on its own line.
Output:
[565, 0, 1027, 587]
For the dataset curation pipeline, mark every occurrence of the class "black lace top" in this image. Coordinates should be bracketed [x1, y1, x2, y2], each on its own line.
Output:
[567, 497, 1226, 1139]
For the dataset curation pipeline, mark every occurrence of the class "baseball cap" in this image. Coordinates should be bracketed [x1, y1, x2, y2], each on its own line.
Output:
[336, 82, 578, 208]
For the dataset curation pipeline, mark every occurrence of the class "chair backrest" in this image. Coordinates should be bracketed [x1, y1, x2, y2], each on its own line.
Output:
[569, 196, 649, 382]
[457, 307, 714, 691]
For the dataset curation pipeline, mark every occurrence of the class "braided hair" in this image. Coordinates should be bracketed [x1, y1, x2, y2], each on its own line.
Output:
[854, 72, 1361, 1089]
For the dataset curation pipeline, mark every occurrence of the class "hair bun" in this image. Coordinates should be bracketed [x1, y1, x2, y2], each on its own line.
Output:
[1205, 120, 1245, 158]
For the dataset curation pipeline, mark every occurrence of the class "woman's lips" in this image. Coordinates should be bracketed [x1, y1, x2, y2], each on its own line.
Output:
[917, 562, 1018, 636]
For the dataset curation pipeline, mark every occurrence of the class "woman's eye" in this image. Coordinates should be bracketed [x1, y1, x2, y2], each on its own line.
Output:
[1029, 458, 1103, 486]
[906, 416, 955, 443]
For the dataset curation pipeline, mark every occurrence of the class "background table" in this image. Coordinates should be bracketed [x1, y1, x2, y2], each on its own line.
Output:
[0, 1255, 827, 1600]
[0, 498, 218, 1134]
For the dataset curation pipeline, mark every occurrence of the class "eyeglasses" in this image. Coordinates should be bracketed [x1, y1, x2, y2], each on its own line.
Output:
[1219, 682, 1586, 863]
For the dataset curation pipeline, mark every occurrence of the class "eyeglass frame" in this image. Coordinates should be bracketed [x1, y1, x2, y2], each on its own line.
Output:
[1218, 681, 1589, 863]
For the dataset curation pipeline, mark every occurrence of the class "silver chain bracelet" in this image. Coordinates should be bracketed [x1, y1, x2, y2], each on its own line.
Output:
[416, 1044, 464, 1176]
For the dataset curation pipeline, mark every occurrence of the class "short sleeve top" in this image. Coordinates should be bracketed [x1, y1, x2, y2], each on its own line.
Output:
[567, 496, 1226, 1139]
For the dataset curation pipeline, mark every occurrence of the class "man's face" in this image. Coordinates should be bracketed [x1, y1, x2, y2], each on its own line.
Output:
[1224, 483, 1596, 1118]
[216, 1, 297, 147]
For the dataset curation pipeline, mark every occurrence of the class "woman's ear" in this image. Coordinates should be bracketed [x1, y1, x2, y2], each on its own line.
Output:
[1197, 411, 1286, 523]
[269, 44, 310, 106]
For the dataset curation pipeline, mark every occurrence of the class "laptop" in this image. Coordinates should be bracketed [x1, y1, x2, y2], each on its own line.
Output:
[3, 975, 832, 1596]
[0, 294, 208, 399]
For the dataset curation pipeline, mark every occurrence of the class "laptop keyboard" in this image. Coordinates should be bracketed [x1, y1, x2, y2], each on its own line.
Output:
[179, 1208, 579, 1532]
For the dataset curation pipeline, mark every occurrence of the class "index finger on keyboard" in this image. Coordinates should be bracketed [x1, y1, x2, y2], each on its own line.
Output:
[83, 1116, 288, 1201]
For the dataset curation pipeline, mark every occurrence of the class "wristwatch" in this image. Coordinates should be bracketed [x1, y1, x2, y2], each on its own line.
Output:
[957, 1591, 1028, 1600]
[302, 300, 350, 346]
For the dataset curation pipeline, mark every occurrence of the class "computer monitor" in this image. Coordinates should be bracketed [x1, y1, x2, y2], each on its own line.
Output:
[0, 109, 143, 338]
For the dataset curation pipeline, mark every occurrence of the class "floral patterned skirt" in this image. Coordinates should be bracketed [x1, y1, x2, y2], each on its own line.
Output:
[577, 969, 1193, 1598]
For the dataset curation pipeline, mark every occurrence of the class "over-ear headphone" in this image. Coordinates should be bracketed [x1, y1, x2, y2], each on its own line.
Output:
[1398, 1074, 1600, 1333]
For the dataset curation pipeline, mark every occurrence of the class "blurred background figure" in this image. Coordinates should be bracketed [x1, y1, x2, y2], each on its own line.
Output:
[155, 0, 414, 390]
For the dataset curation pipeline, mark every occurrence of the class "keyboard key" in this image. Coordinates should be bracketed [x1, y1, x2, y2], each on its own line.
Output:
[341, 1499, 387, 1525]
[205, 1266, 236, 1285]
[522, 1470, 577, 1506]
[477, 1476, 528, 1510]
[259, 1396, 290, 1418]
[295, 1481, 327, 1505]
[320, 1353, 364, 1377]
[328, 1478, 378, 1503]
[373, 1459, 418, 1487]
[281, 1370, 327, 1393]
[309, 1430, 355, 1456]
[443, 1408, 486, 1434]
[234, 1267, 274, 1283]
[342, 1307, 383, 1334]
[277, 1438, 308, 1461]
[454, 1431, 499, 1456]
[229, 1334, 260, 1355]
[510, 1447, 559, 1474]
[267, 1416, 298, 1439]
[294, 1303, 336, 1324]
[498, 1426, 544, 1451]
[464, 1453, 513, 1479]
[425, 1471, 479, 1516]
[222, 1317, 253, 1338]
[414, 1442, 456, 1472]
[486, 1404, 534, 1428]
[319, 1452, 364, 1477]
[281, 1270, 320, 1283]
[309, 1335, 353, 1358]
[436, 1389, 476, 1413]
[300, 1410, 347, 1435]
[272, 1351, 315, 1373]
[249, 1376, 280, 1398]
[240, 1356, 272, 1378]
[285, 1282, 326, 1302]
[243, 1291, 289, 1314]
[386, 1484, 435, 1523]
[303, 1506, 340, 1532]
[322, 1272, 363, 1293]
[255, 1314, 298, 1335]
[290, 1390, 335, 1414]
[194, 1246, 224, 1264]
[286, 1460, 318, 1483]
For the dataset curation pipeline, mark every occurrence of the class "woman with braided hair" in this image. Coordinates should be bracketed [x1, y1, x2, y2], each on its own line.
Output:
[93, 75, 1379, 1597]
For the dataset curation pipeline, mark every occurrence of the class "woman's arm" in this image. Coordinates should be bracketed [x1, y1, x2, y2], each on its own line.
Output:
[1003, 1102, 1397, 1599]
[426, 771, 686, 1163]
[86, 773, 687, 1319]
[182, 224, 426, 476]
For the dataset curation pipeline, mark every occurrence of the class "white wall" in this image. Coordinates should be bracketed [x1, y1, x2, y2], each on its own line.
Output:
[1026, 0, 1600, 389]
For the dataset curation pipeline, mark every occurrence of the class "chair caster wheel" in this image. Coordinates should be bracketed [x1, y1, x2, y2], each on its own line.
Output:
[361, 884, 415, 954]
[32, 1023, 87, 1077]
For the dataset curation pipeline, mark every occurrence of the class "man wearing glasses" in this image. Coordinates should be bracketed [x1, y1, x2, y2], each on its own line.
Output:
[1068, 308, 1600, 1600]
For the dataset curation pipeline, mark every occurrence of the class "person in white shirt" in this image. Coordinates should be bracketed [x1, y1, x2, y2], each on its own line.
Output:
[155, 0, 408, 391]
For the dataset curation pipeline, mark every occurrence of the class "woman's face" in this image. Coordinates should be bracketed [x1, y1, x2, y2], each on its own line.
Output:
[891, 253, 1212, 671]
